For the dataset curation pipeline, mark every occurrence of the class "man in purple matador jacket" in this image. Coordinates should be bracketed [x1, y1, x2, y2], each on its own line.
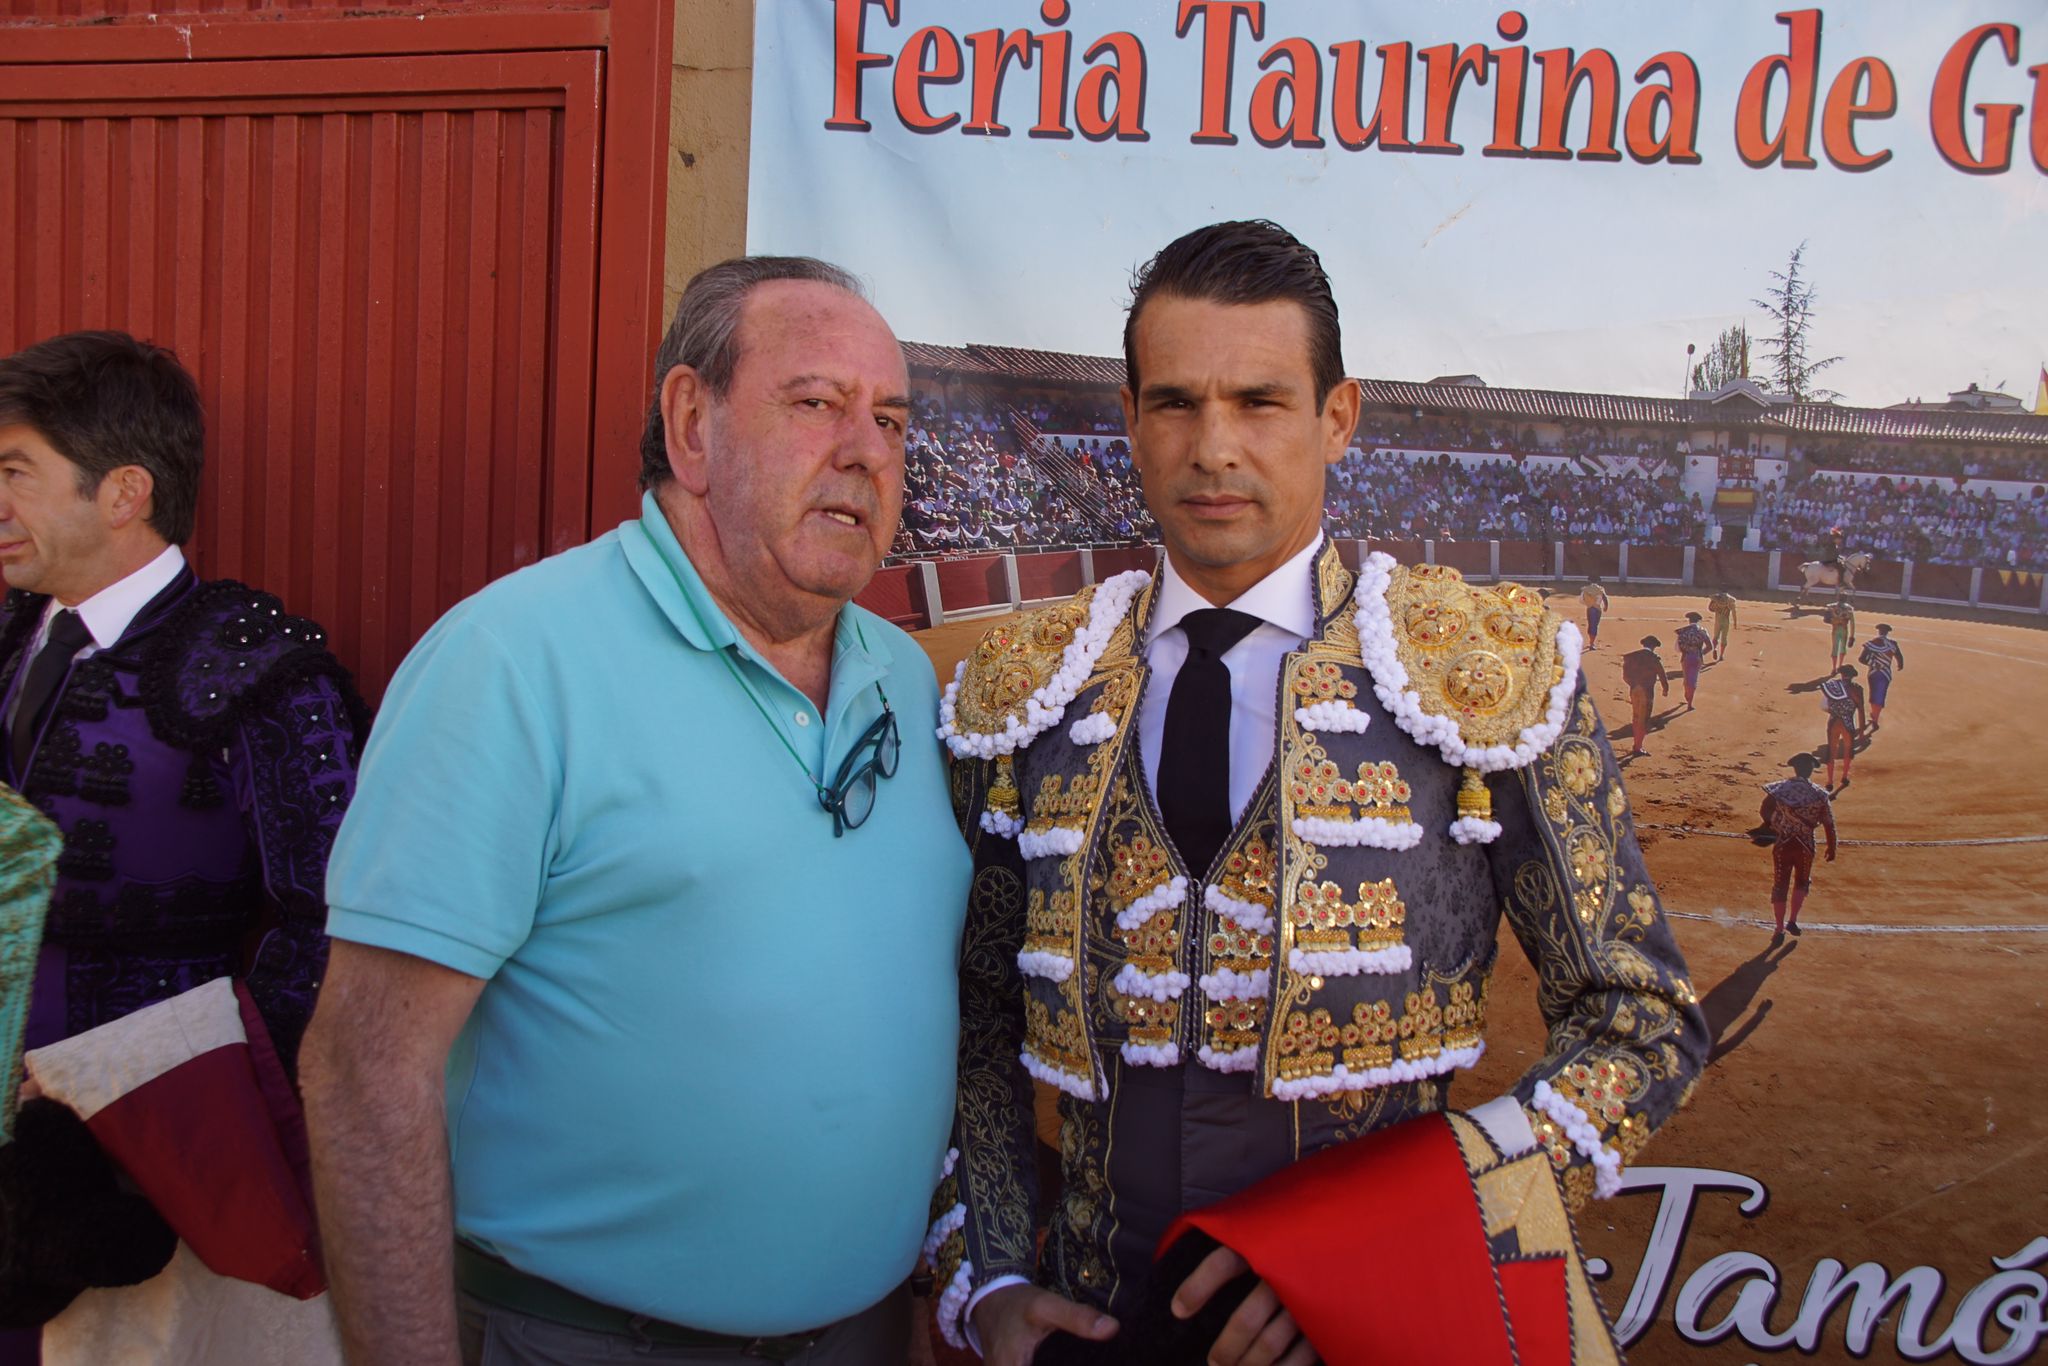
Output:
[0, 332, 365, 1072]
[0, 333, 364, 1359]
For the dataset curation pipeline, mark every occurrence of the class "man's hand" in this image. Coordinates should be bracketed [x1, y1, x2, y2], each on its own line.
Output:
[1174, 1245, 1317, 1366]
[970, 1282, 1117, 1366]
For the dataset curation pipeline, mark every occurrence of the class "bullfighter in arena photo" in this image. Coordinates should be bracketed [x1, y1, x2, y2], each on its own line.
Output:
[1859, 623, 1905, 729]
[1819, 665, 1865, 791]
[928, 220, 1702, 1366]
[1760, 754, 1837, 938]
[1674, 612, 1713, 710]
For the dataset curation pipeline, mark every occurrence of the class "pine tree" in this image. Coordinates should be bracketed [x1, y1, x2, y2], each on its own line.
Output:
[1751, 242, 1842, 403]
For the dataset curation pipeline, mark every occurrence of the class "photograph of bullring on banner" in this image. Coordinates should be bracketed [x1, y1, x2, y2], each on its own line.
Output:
[751, 3, 2047, 1363]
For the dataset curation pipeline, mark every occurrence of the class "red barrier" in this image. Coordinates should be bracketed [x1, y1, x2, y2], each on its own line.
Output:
[1855, 560, 1905, 596]
[856, 564, 927, 630]
[1693, 549, 1770, 590]
[936, 555, 1011, 613]
[1777, 554, 1813, 591]
[1370, 538, 1426, 566]
[1435, 541, 1491, 577]
[1334, 539, 1363, 571]
[1628, 545, 1684, 580]
[1499, 541, 1550, 578]
[1909, 563, 1974, 602]
[1978, 569, 2043, 610]
[1562, 542, 1620, 580]
[1016, 551, 1085, 602]
[1092, 545, 1160, 578]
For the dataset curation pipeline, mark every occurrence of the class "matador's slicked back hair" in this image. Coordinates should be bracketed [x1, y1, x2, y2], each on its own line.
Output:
[1123, 220, 1345, 410]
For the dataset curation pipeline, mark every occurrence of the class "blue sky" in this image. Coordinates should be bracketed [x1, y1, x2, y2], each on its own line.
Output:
[749, 1, 2046, 407]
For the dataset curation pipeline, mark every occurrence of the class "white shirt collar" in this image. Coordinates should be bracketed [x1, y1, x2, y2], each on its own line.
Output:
[49, 544, 187, 650]
[1148, 534, 1322, 648]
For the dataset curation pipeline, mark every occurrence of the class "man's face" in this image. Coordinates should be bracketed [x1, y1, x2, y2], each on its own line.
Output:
[0, 424, 114, 601]
[1121, 295, 1357, 600]
[697, 281, 910, 609]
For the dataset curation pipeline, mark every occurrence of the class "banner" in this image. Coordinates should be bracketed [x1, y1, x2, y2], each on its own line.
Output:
[750, 6, 2048, 1363]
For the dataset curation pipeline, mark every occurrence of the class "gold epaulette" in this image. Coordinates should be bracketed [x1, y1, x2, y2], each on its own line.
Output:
[938, 570, 1151, 758]
[1365, 561, 1577, 772]
[950, 592, 1096, 741]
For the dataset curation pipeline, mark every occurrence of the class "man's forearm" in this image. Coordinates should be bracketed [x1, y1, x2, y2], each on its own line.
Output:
[303, 1040, 461, 1364]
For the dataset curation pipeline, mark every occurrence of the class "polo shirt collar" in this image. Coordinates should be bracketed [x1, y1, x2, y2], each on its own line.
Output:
[620, 491, 744, 652]
[620, 490, 885, 689]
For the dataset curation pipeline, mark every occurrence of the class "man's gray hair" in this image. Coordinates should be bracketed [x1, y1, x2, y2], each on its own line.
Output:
[638, 256, 866, 489]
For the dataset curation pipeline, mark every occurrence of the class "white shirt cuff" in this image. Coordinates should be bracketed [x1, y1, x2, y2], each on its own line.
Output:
[1468, 1093, 1540, 1156]
[961, 1275, 1032, 1356]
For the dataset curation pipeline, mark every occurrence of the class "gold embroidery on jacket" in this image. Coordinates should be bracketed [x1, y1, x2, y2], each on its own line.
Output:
[1023, 888, 1079, 962]
[1286, 747, 1414, 824]
[1027, 995, 1094, 1081]
[1385, 566, 1563, 742]
[954, 595, 1092, 735]
[1017, 611, 1146, 1090]
[1290, 659, 1357, 702]
[1290, 878, 1407, 957]
[1198, 818, 1280, 1059]
[1103, 831, 1174, 911]
[1213, 834, 1277, 907]
[1046, 1088, 1117, 1305]
[1275, 998, 1402, 1080]
[1027, 773, 1101, 835]
[1092, 744, 1183, 1052]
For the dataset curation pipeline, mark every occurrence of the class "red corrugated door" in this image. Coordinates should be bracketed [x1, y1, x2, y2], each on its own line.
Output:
[0, 52, 602, 696]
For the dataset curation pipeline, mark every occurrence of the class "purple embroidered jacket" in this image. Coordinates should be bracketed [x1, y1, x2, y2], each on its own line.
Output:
[1, 569, 366, 1073]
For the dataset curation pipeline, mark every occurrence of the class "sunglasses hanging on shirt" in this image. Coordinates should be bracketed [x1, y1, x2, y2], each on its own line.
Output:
[638, 523, 899, 837]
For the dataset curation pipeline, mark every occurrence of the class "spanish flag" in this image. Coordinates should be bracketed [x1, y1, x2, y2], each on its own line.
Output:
[2036, 364, 2047, 415]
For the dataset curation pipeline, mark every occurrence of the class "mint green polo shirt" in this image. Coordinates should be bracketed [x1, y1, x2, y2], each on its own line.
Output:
[325, 493, 972, 1334]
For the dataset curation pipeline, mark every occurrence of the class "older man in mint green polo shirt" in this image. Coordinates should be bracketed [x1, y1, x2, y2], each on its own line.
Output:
[299, 257, 973, 1366]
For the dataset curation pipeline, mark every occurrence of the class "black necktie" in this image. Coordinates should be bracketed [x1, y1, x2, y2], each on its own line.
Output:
[11, 609, 92, 778]
[1158, 607, 1262, 880]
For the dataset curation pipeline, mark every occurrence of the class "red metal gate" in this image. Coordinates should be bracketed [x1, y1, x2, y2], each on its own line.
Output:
[0, 3, 671, 698]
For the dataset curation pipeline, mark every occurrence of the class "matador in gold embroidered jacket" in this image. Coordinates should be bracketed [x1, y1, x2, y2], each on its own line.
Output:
[922, 541, 1704, 1348]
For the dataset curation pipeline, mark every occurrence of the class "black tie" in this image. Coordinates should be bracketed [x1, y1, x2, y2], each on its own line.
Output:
[11, 609, 92, 778]
[1158, 607, 1262, 880]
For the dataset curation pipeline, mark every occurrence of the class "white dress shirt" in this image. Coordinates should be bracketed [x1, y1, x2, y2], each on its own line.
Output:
[32, 543, 188, 659]
[5, 545, 186, 733]
[1139, 536, 1323, 822]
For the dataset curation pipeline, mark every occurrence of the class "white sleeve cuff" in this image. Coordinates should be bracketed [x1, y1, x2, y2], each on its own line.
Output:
[1468, 1093, 1540, 1156]
[961, 1274, 1033, 1356]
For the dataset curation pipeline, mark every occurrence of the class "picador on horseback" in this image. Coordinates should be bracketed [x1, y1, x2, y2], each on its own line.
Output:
[1796, 525, 1871, 606]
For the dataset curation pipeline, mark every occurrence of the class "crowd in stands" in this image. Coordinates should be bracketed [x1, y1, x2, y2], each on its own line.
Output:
[1759, 474, 2048, 571]
[1325, 452, 1704, 544]
[893, 400, 1154, 554]
[1022, 393, 1123, 435]
[1352, 414, 1685, 462]
[889, 384, 2048, 573]
[1790, 440, 2048, 484]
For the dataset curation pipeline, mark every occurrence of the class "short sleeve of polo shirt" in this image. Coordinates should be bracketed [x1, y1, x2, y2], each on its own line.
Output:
[325, 610, 561, 980]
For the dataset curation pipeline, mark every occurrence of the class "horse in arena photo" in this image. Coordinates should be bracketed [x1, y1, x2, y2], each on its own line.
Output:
[1796, 550, 1873, 603]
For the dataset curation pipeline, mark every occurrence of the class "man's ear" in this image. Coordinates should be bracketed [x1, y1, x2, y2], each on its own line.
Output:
[1321, 378, 1362, 467]
[661, 366, 717, 497]
[97, 466, 156, 533]
[1118, 383, 1138, 438]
